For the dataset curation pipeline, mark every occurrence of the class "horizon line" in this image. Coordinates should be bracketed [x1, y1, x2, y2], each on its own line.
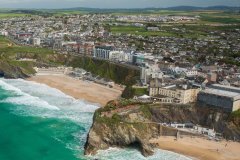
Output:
[0, 5, 239, 10]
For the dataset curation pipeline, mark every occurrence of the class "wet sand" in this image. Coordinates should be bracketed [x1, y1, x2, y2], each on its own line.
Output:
[150, 136, 240, 160]
[28, 75, 123, 106]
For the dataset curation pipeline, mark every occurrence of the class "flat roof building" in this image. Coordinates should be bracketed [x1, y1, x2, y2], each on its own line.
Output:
[198, 84, 240, 112]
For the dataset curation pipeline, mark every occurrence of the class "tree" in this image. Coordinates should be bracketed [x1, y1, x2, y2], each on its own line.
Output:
[121, 86, 134, 99]
[63, 35, 70, 41]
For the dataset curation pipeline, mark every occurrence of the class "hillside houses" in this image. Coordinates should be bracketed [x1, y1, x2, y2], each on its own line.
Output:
[0, 14, 239, 112]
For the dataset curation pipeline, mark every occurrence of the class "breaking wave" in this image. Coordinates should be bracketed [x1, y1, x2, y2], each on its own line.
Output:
[0, 78, 191, 160]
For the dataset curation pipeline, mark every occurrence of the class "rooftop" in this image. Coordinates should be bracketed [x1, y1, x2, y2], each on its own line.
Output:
[201, 88, 240, 100]
[210, 84, 240, 93]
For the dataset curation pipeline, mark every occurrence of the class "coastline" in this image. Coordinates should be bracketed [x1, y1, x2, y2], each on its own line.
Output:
[27, 74, 123, 106]
[150, 136, 240, 160]
[26, 75, 240, 160]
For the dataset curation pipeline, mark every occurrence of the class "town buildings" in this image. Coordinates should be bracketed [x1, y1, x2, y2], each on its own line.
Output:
[94, 46, 114, 59]
[149, 83, 199, 104]
[0, 14, 239, 112]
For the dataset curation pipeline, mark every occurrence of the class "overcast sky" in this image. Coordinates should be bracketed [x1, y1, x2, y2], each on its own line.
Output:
[0, 0, 239, 9]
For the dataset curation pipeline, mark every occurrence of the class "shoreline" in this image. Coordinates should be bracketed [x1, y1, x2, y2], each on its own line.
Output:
[26, 74, 240, 160]
[27, 74, 123, 106]
[150, 136, 240, 160]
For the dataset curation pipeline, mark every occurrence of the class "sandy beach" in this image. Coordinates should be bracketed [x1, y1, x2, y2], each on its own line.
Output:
[28, 75, 123, 106]
[28, 75, 240, 160]
[150, 136, 240, 160]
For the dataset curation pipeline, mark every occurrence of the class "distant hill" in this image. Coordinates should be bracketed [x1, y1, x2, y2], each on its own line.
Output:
[166, 5, 240, 11]
[1, 5, 239, 14]
[59, 5, 240, 12]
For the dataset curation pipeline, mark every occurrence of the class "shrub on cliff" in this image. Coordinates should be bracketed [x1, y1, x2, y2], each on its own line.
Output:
[69, 56, 140, 85]
[121, 86, 135, 99]
[121, 86, 148, 99]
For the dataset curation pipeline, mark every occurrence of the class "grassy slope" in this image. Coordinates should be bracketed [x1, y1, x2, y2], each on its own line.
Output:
[69, 56, 140, 85]
[0, 36, 139, 84]
[0, 36, 54, 54]
[0, 36, 56, 76]
[0, 13, 28, 19]
[231, 109, 240, 118]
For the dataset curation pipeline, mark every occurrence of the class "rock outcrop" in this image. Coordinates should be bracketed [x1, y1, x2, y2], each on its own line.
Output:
[84, 120, 157, 157]
[0, 60, 31, 78]
[84, 100, 240, 157]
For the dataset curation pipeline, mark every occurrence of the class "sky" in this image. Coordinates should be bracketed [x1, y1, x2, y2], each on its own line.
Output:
[0, 0, 239, 9]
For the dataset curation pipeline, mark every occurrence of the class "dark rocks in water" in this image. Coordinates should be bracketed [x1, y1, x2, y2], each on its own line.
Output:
[0, 71, 4, 77]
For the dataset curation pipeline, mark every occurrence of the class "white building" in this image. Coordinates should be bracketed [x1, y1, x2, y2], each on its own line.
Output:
[109, 51, 133, 63]
[183, 70, 198, 77]
[94, 46, 114, 59]
[61, 41, 77, 46]
[109, 51, 125, 61]
[141, 63, 164, 85]
[170, 67, 198, 77]
[194, 126, 216, 137]
[33, 38, 41, 46]
[0, 30, 8, 36]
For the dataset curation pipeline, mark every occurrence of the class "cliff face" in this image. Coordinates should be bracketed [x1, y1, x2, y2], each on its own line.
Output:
[0, 52, 69, 79]
[150, 103, 240, 140]
[0, 60, 31, 78]
[84, 120, 158, 156]
[84, 100, 240, 157]
[68, 56, 140, 86]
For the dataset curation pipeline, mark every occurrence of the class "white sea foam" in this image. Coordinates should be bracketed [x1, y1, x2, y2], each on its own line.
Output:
[0, 78, 98, 158]
[2, 95, 60, 110]
[3, 79, 99, 111]
[0, 78, 98, 123]
[0, 79, 59, 110]
[0, 78, 192, 160]
[90, 148, 192, 160]
[0, 78, 23, 95]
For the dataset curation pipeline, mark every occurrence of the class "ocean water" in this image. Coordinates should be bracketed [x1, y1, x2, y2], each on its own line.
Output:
[0, 78, 192, 160]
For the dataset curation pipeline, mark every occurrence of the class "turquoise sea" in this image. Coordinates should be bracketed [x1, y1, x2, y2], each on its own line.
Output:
[0, 78, 192, 160]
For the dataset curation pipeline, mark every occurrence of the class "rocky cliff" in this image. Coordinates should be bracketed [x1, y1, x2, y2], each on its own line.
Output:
[150, 103, 240, 140]
[84, 100, 240, 157]
[0, 60, 33, 78]
[0, 51, 69, 79]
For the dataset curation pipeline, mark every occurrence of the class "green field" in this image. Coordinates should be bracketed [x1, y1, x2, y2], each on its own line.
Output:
[195, 11, 240, 24]
[0, 36, 11, 47]
[1, 9, 239, 24]
[112, 10, 240, 25]
[110, 26, 176, 37]
[0, 13, 28, 18]
[51, 10, 89, 16]
[110, 25, 208, 38]
[0, 36, 54, 58]
[109, 10, 240, 38]
[0, 35, 69, 78]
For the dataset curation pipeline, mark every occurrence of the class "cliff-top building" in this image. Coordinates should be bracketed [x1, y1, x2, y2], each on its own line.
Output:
[197, 84, 240, 112]
[149, 81, 199, 104]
